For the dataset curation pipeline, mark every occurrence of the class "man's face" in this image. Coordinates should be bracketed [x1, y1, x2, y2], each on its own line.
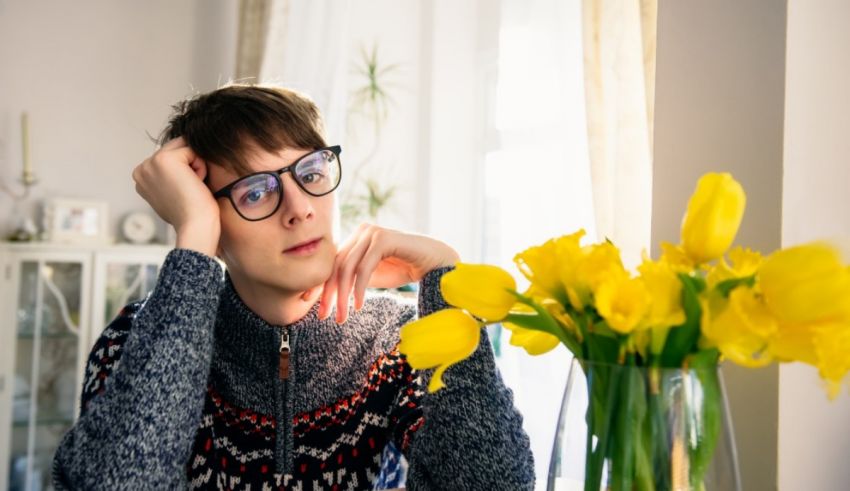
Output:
[207, 146, 338, 294]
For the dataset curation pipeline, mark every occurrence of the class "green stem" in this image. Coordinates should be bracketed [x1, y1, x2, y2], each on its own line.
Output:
[585, 362, 623, 491]
[612, 356, 637, 491]
[649, 367, 671, 490]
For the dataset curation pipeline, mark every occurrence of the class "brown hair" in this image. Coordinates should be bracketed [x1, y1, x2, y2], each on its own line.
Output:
[158, 84, 327, 177]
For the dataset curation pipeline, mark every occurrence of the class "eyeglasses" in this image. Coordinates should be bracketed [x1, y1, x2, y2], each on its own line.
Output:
[212, 145, 342, 221]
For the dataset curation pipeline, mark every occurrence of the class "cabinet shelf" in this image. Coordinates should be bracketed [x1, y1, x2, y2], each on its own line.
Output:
[16, 332, 78, 340]
[12, 415, 75, 428]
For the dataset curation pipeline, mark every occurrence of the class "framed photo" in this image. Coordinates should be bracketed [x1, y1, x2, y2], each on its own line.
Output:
[43, 198, 111, 245]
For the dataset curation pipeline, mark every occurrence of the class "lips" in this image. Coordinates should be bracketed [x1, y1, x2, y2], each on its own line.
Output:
[284, 237, 322, 252]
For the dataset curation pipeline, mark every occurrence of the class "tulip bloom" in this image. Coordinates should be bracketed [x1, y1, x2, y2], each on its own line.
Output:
[503, 322, 560, 355]
[680, 172, 746, 264]
[441, 263, 517, 322]
[595, 276, 650, 334]
[638, 259, 686, 330]
[702, 286, 777, 367]
[759, 242, 850, 324]
[399, 309, 481, 392]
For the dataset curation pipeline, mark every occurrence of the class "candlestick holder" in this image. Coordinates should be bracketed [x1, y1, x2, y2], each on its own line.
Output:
[3, 171, 40, 242]
[21, 169, 38, 188]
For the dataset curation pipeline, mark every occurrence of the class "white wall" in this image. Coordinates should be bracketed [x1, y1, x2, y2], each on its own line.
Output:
[778, 0, 850, 489]
[0, 0, 237, 243]
[653, 1, 787, 489]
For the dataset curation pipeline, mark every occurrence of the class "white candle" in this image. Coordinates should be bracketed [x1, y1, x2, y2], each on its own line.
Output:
[21, 112, 31, 178]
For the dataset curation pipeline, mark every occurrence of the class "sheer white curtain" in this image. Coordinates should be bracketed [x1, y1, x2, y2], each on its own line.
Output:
[485, 0, 656, 486]
[236, 0, 352, 144]
[483, 0, 594, 485]
[582, 0, 656, 268]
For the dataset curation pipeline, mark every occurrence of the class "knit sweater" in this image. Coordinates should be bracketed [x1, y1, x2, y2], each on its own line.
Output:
[52, 248, 535, 490]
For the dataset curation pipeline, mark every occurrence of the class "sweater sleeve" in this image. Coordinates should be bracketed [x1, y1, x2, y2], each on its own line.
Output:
[52, 248, 225, 490]
[399, 266, 536, 490]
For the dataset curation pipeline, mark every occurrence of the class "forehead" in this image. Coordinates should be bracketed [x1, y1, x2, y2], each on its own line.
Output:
[209, 146, 312, 189]
[245, 146, 313, 172]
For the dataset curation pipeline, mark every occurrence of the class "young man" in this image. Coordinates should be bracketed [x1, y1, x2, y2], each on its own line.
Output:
[52, 85, 535, 490]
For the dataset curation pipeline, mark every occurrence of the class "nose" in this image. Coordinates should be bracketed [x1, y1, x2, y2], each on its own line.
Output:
[278, 173, 315, 227]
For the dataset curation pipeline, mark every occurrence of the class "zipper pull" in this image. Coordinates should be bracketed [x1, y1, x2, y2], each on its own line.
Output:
[279, 330, 290, 380]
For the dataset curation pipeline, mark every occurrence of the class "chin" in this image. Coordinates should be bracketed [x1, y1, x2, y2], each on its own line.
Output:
[279, 256, 335, 291]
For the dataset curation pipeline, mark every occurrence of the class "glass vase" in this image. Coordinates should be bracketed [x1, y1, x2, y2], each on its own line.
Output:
[548, 358, 741, 491]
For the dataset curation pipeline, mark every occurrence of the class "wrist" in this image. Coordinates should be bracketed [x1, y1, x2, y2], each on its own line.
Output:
[176, 221, 219, 258]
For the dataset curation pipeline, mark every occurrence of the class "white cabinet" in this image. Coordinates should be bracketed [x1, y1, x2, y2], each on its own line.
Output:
[0, 242, 171, 491]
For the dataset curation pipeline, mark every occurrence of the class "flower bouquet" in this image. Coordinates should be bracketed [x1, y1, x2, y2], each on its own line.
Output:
[399, 173, 850, 490]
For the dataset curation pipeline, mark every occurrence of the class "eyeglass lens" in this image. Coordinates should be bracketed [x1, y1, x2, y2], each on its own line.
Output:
[230, 148, 340, 220]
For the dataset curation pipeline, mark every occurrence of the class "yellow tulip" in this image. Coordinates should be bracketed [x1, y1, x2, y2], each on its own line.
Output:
[399, 309, 481, 392]
[701, 287, 776, 367]
[595, 276, 650, 334]
[514, 230, 586, 305]
[659, 242, 696, 272]
[768, 316, 850, 398]
[638, 259, 686, 330]
[441, 263, 517, 322]
[768, 322, 818, 365]
[680, 172, 747, 264]
[812, 320, 850, 398]
[706, 246, 763, 289]
[514, 238, 565, 302]
[759, 242, 850, 324]
[573, 242, 628, 309]
[503, 322, 560, 355]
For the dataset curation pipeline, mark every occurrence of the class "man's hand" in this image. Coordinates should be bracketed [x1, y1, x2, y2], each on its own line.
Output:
[318, 224, 460, 323]
[132, 137, 220, 257]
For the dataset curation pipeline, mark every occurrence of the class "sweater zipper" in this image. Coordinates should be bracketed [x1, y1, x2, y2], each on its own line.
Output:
[279, 328, 290, 379]
[276, 327, 293, 474]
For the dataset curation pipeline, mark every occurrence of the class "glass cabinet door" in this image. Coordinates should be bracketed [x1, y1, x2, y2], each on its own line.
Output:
[103, 262, 159, 325]
[9, 260, 82, 491]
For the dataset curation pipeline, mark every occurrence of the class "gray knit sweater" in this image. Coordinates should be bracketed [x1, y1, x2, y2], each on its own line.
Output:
[52, 248, 535, 490]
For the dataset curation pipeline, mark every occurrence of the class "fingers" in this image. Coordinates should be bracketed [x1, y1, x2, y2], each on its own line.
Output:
[160, 135, 187, 150]
[335, 232, 374, 324]
[318, 228, 360, 320]
[352, 246, 382, 311]
[319, 223, 381, 324]
[318, 255, 341, 320]
[188, 156, 208, 181]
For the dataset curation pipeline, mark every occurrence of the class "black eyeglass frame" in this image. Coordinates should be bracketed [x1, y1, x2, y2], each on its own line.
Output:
[212, 145, 342, 222]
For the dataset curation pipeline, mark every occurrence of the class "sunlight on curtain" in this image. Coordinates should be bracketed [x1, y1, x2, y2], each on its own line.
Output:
[258, 0, 351, 144]
[482, 0, 594, 485]
[582, 0, 656, 268]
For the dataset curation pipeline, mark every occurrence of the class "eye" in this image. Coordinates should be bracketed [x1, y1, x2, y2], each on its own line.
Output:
[234, 175, 278, 207]
[301, 172, 325, 184]
[244, 189, 265, 203]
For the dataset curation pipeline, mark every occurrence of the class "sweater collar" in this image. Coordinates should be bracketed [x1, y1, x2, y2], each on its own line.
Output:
[212, 272, 322, 381]
[218, 271, 322, 331]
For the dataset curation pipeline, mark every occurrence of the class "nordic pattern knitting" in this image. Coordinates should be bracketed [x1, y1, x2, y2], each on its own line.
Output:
[53, 248, 535, 490]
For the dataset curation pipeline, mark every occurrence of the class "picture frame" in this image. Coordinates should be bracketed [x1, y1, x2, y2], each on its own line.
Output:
[43, 198, 111, 245]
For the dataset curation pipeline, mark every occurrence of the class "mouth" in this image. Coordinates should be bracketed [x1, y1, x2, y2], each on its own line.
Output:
[284, 237, 323, 255]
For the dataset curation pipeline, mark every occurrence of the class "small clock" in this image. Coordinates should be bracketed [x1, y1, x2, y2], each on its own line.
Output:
[121, 211, 157, 244]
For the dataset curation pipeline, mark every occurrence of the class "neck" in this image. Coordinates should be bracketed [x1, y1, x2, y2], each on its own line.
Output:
[227, 271, 323, 326]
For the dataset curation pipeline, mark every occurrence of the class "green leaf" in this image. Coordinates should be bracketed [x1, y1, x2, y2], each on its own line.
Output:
[659, 273, 704, 367]
[691, 367, 722, 486]
[715, 275, 756, 297]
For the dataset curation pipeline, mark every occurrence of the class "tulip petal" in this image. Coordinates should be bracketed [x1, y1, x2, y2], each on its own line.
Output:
[759, 242, 850, 324]
[399, 309, 481, 392]
[503, 322, 560, 355]
[595, 276, 651, 334]
[681, 173, 746, 264]
[441, 263, 517, 321]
